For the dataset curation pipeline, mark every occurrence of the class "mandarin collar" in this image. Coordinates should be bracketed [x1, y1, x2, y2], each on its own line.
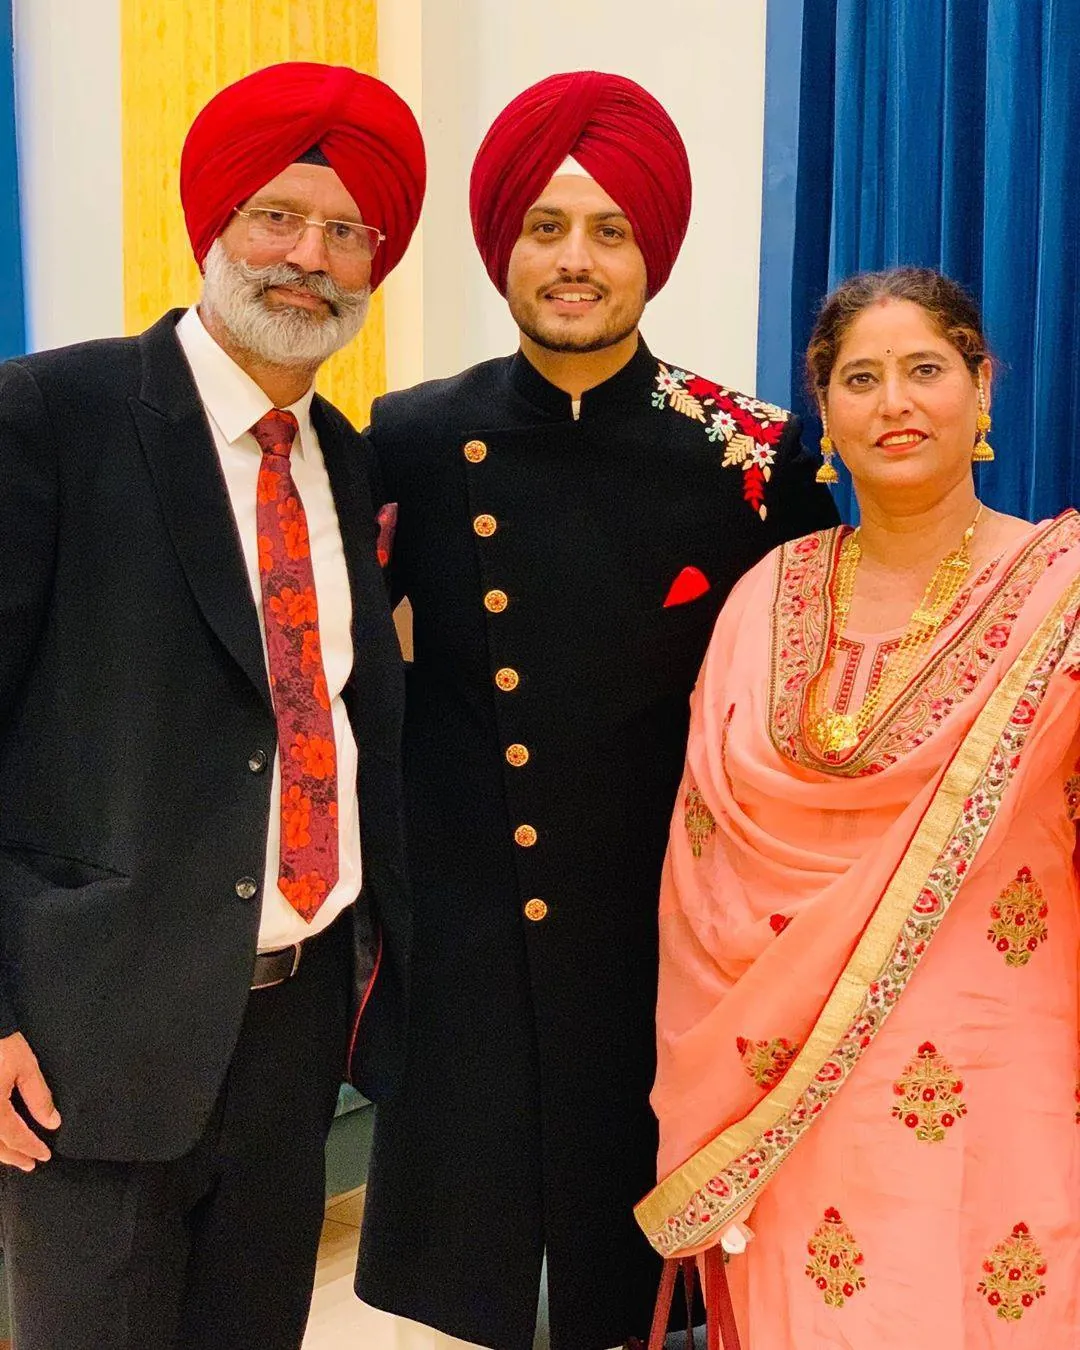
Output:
[507, 337, 657, 422]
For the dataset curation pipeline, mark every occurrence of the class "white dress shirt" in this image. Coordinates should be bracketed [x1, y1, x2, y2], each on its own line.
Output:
[176, 307, 362, 950]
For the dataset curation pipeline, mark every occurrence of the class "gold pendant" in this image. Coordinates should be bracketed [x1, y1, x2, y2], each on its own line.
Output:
[812, 708, 859, 755]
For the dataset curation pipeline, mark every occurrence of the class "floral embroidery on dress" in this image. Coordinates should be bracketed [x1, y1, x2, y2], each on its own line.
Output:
[805, 1209, 866, 1308]
[651, 362, 789, 521]
[736, 1036, 800, 1088]
[988, 867, 1048, 967]
[684, 783, 717, 858]
[891, 1042, 967, 1141]
[639, 598, 1078, 1258]
[769, 515, 1080, 777]
[1065, 759, 1080, 820]
[977, 1223, 1047, 1321]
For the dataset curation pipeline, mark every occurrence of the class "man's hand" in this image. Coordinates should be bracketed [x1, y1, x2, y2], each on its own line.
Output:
[0, 1031, 60, 1170]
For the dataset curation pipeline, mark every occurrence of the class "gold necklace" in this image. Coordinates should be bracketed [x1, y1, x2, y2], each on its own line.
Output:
[809, 505, 983, 757]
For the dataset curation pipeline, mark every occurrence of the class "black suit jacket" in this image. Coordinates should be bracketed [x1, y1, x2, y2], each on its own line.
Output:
[0, 311, 410, 1161]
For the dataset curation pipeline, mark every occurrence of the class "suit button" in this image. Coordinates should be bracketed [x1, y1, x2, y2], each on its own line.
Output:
[473, 514, 497, 537]
[248, 750, 268, 773]
[495, 667, 519, 691]
[514, 824, 538, 848]
[235, 877, 258, 900]
[484, 589, 509, 613]
[506, 743, 529, 767]
[523, 898, 548, 922]
[463, 439, 488, 463]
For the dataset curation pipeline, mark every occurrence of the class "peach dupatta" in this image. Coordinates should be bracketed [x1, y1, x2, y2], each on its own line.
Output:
[636, 515, 1080, 1341]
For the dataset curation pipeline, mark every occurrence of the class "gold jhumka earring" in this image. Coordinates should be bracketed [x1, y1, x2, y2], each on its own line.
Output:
[816, 404, 839, 485]
[973, 371, 995, 462]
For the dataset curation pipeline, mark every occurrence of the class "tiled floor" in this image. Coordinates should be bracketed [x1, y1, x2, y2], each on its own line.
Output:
[303, 1188, 368, 1348]
[304, 1198, 488, 1349]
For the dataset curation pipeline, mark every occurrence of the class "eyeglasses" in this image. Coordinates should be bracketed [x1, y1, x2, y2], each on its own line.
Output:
[233, 207, 385, 260]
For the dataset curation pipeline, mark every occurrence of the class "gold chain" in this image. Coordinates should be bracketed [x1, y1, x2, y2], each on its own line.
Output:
[809, 505, 982, 756]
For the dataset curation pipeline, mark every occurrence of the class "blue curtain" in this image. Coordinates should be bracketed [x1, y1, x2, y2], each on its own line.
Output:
[758, 0, 1080, 523]
[0, 1, 25, 359]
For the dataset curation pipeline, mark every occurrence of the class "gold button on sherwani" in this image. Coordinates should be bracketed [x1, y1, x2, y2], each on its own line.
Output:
[463, 439, 487, 463]
[523, 899, 548, 922]
[505, 744, 529, 767]
[484, 589, 509, 613]
[514, 824, 538, 848]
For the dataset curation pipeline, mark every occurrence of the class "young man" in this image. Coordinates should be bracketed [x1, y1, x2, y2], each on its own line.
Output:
[0, 62, 423, 1350]
[355, 70, 839, 1350]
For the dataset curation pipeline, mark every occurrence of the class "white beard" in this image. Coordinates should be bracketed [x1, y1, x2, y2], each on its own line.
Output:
[200, 240, 370, 368]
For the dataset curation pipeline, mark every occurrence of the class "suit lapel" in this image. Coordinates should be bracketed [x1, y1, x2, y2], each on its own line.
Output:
[313, 398, 377, 664]
[129, 312, 272, 709]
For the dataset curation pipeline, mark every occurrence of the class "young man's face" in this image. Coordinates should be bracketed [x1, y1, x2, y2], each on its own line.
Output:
[505, 174, 648, 355]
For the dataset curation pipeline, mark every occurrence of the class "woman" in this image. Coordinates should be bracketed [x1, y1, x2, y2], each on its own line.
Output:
[635, 268, 1080, 1346]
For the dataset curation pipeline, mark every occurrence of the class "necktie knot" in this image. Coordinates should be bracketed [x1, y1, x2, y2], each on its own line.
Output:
[251, 409, 300, 459]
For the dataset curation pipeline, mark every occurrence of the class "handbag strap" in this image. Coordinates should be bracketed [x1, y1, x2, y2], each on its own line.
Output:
[703, 1247, 741, 1350]
[647, 1254, 742, 1350]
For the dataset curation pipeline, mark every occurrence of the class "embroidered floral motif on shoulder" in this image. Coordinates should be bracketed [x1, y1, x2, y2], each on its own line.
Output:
[683, 779, 717, 858]
[891, 1042, 966, 1141]
[737, 1036, 800, 1089]
[988, 867, 1048, 967]
[805, 1209, 866, 1308]
[769, 514, 1080, 776]
[977, 1223, 1047, 1321]
[652, 362, 790, 521]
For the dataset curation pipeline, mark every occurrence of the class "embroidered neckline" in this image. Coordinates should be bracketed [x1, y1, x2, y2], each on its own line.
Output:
[768, 513, 1080, 776]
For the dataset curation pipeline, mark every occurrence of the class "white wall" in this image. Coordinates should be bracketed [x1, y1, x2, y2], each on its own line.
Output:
[416, 0, 768, 391]
[13, 0, 124, 351]
[378, 0, 425, 393]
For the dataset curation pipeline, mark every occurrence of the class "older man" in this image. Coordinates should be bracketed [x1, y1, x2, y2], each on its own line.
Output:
[0, 62, 423, 1350]
[354, 71, 838, 1350]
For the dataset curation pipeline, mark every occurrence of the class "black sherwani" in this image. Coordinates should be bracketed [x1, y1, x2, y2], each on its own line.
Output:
[356, 341, 838, 1350]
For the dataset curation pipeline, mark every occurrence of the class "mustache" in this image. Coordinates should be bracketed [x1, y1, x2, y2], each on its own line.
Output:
[537, 274, 610, 300]
[231, 258, 364, 316]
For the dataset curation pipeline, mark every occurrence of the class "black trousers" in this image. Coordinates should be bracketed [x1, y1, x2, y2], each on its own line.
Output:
[0, 913, 352, 1350]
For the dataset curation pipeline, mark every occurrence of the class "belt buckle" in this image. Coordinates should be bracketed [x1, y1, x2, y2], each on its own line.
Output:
[251, 941, 303, 991]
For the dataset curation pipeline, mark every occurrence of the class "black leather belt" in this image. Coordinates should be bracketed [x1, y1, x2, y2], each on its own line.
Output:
[251, 908, 350, 990]
[251, 941, 304, 990]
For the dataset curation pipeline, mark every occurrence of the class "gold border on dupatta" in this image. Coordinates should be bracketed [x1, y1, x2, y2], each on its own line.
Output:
[635, 574, 1080, 1255]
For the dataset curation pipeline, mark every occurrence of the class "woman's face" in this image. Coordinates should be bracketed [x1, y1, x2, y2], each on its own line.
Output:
[823, 298, 989, 501]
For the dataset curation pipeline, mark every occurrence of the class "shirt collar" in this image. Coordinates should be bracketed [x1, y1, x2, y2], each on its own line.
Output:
[175, 306, 316, 455]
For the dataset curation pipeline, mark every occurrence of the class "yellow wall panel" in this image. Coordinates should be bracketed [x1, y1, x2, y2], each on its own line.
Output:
[121, 0, 385, 428]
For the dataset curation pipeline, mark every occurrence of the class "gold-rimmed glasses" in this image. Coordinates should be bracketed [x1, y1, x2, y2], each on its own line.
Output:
[233, 207, 384, 260]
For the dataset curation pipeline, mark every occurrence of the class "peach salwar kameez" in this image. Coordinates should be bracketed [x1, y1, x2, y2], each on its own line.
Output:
[636, 514, 1080, 1347]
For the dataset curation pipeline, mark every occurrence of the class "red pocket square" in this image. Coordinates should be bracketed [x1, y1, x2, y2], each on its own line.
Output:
[376, 501, 398, 568]
[663, 565, 711, 608]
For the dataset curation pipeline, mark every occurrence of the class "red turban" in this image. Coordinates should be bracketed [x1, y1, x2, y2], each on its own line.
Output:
[181, 62, 425, 291]
[469, 71, 691, 299]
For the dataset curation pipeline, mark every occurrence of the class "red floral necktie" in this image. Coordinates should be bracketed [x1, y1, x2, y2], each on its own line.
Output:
[252, 410, 338, 921]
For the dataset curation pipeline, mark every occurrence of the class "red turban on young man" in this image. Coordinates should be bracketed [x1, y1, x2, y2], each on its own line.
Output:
[180, 62, 425, 291]
[469, 71, 691, 299]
